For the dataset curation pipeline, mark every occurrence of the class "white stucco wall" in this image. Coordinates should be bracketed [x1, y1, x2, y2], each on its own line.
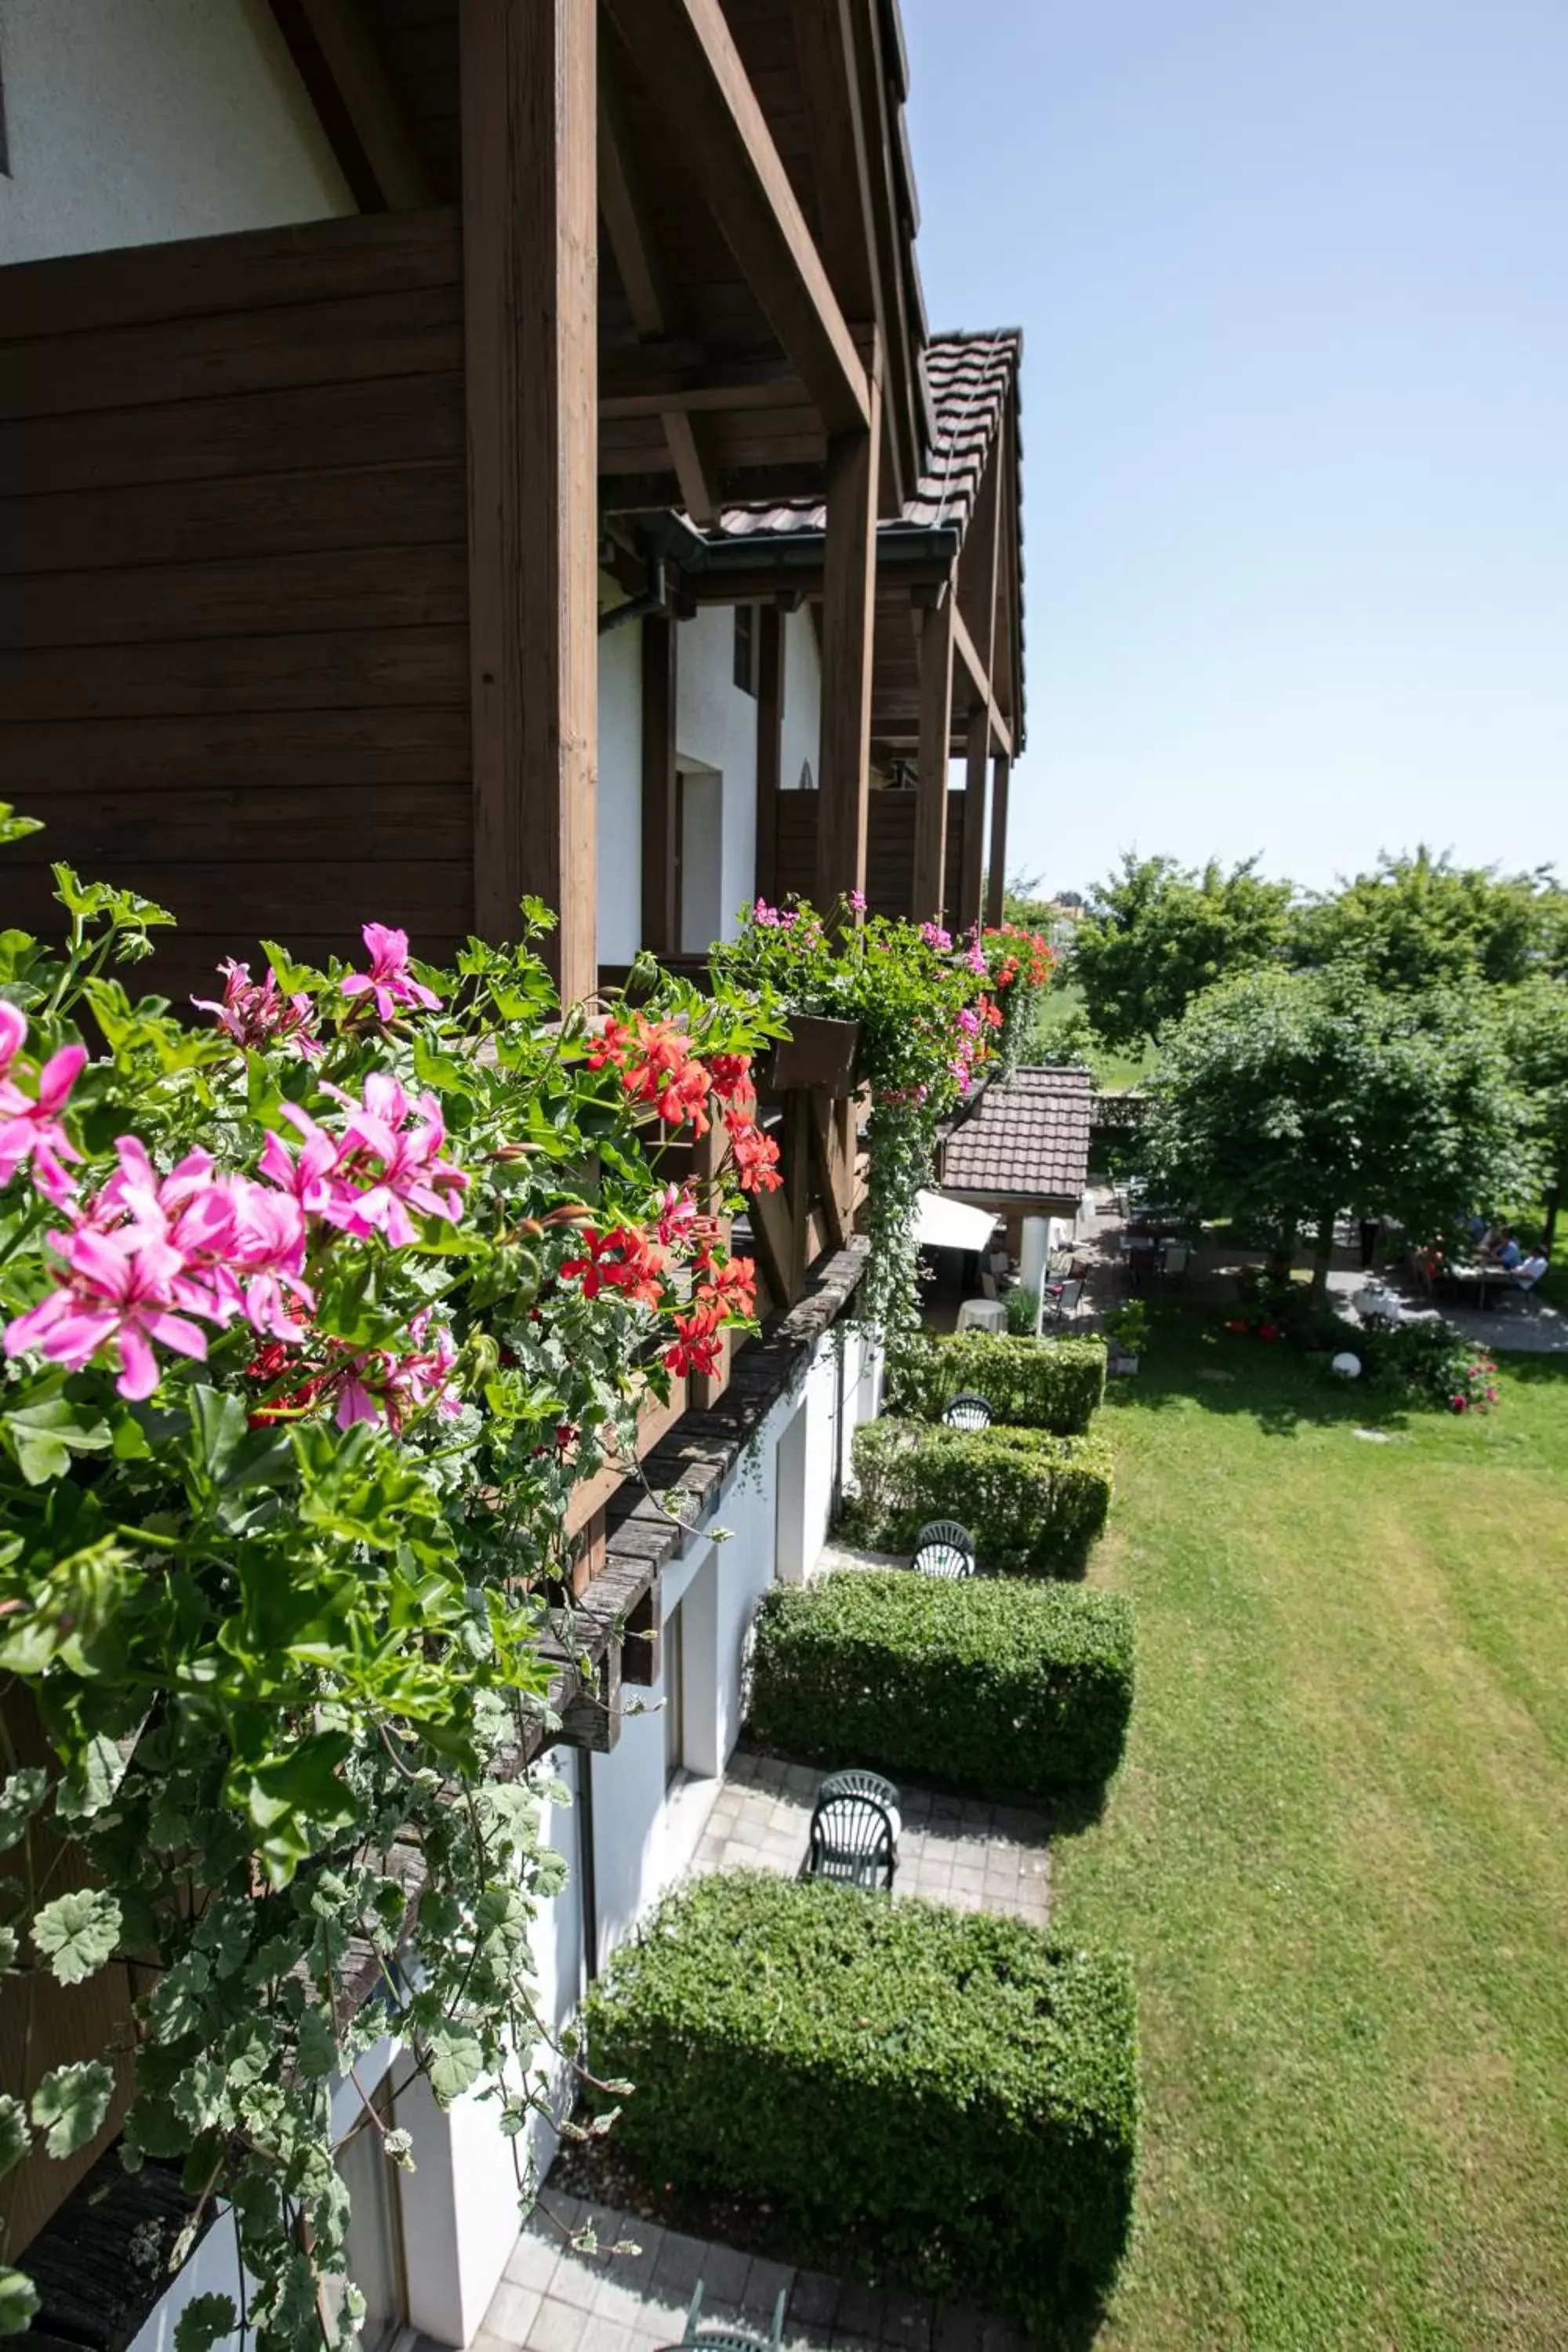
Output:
[0, 0, 354, 266]
[675, 604, 759, 946]
[779, 604, 823, 797]
[597, 622, 644, 967]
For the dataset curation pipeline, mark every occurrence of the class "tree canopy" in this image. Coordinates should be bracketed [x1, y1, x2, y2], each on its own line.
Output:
[1294, 848, 1566, 991]
[1141, 967, 1537, 1295]
[1071, 855, 1296, 1049]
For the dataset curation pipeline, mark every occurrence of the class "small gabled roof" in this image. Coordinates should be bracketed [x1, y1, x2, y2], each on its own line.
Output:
[939, 1065, 1092, 1207]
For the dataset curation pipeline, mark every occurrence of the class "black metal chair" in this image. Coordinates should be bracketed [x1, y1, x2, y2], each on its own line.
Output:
[803, 1768, 900, 1892]
[910, 1519, 976, 1580]
[662, 2281, 787, 2351]
[942, 1392, 993, 1431]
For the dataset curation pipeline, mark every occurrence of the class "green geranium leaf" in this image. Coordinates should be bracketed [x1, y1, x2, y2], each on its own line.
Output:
[173, 2292, 238, 2352]
[0, 2095, 31, 2177]
[426, 2026, 483, 2103]
[2, 1399, 114, 1487]
[31, 2060, 113, 2158]
[0, 2266, 39, 2333]
[54, 1733, 129, 1822]
[32, 1889, 122, 1985]
[0, 1769, 48, 1854]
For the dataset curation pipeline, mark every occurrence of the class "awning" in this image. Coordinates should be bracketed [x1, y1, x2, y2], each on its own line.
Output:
[914, 1189, 1000, 1254]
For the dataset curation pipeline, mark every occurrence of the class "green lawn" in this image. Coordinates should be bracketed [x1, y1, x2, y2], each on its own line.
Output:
[1054, 1313, 1568, 2350]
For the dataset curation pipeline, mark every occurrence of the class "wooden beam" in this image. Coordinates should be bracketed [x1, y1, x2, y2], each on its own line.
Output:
[959, 428, 1003, 688]
[755, 604, 785, 903]
[816, 360, 882, 907]
[602, 0, 870, 436]
[597, 46, 722, 521]
[788, 0, 897, 502]
[641, 614, 678, 956]
[958, 702, 989, 934]
[985, 752, 1011, 929]
[462, 0, 597, 1000]
[913, 591, 954, 920]
[599, 356, 808, 419]
[950, 604, 1014, 758]
[267, 0, 433, 209]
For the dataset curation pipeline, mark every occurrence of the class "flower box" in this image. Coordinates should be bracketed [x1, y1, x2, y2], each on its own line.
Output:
[761, 1014, 860, 1097]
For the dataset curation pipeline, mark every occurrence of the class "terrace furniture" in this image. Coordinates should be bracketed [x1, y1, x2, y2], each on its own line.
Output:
[910, 1519, 977, 1579]
[1160, 1241, 1190, 1289]
[804, 1769, 900, 1892]
[942, 1393, 994, 1430]
[955, 1295, 1007, 1334]
[1044, 1278, 1083, 1323]
[662, 2281, 789, 2352]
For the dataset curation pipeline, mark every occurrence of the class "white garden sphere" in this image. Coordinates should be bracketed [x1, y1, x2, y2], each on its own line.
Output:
[1331, 1352, 1363, 1381]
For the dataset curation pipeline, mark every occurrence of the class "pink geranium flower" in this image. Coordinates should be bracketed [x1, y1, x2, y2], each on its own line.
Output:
[333, 1312, 460, 1436]
[340, 924, 442, 1023]
[920, 921, 953, 953]
[323, 1074, 467, 1248]
[192, 960, 321, 1059]
[4, 1221, 208, 1400]
[0, 1009, 87, 1207]
[849, 889, 867, 914]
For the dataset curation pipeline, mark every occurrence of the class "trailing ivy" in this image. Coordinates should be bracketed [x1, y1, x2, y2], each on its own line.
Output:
[710, 899, 1054, 1334]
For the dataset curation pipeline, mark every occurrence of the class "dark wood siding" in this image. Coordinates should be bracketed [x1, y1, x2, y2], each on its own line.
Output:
[0, 209, 472, 1006]
[776, 787, 966, 928]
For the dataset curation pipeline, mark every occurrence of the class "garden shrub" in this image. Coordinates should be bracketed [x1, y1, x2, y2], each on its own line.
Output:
[749, 1570, 1134, 1794]
[584, 1871, 1139, 2328]
[1360, 1319, 1501, 1414]
[885, 1330, 1106, 1432]
[849, 1417, 1112, 1572]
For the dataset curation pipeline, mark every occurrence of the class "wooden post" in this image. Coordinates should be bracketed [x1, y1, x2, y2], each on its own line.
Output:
[985, 752, 1011, 928]
[689, 1116, 731, 1410]
[913, 591, 954, 921]
[755, 604, 785, 904]
[641, 614, 679, 956]
[958, 702, 989, 933]
[817, 336, 881, 909]
[462, 0, 597, 1004]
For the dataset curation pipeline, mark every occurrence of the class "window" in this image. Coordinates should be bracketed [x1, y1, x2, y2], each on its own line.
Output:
[733, 603, 757, 695]
[663, 1600, 686, 1788]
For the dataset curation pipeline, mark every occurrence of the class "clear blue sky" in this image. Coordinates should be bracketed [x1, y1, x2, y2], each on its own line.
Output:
[904, 0, 1568, 899]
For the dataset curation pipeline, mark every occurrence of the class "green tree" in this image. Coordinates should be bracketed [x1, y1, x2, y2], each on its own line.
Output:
[1497, 973, 1568, 1253]
[1142, 967, 1537, 1298]
[1072, 855, 1295, 1049]
[1294, 846, 1563, 990]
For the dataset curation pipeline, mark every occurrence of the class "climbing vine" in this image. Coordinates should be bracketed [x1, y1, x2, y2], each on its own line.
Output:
[0, 810, 779, 2347]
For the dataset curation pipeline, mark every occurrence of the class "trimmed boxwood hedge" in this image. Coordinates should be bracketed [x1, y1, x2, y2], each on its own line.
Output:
[749, 1569, 1134, 1795]
[850, 1417, 1112, 1573]
[584, 1871, 1139, 2328]
[886, 1330, 1107, 1434]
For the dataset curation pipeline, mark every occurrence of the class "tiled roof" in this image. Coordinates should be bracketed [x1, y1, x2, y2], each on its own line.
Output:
[939, 1065, 1092, 1204]
[710, 327, 1022, 547]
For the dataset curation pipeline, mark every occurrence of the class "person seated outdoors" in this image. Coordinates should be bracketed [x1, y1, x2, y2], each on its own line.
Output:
[1512, 1247, 1550, 1293]
[1484, 1226, 1523, 1269]
[1464, 1212, 1490, 1244]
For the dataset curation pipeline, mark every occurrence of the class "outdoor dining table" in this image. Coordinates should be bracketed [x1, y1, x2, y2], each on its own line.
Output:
[1444, 1258, 1507, 1311]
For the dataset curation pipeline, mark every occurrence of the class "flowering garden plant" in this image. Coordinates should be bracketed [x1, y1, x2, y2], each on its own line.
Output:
[711, 898, 1053, 1332]
[0, 811, 776, 2345]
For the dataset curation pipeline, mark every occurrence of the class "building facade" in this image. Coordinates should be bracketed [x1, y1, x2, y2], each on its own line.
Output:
[0, 5, 1025, 2345]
